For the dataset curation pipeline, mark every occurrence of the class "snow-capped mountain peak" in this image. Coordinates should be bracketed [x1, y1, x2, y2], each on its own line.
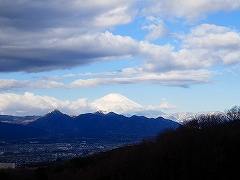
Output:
[44, 109, 73, 118]
[99, 93, 139, 104]
[92, 93, 143, 115]
[45, 109, 63, 115]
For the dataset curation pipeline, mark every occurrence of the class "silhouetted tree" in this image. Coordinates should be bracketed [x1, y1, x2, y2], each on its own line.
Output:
[226, 105, 240, 121]
[183, 114, 227, 129]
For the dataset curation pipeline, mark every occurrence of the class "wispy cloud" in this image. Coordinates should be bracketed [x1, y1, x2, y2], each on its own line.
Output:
[0, 69, 213, 91]
[142, 0, 240, 22]
[0, 79, 30, 90]
[142, 16, 170, 40]
[159, 98, 178, 110]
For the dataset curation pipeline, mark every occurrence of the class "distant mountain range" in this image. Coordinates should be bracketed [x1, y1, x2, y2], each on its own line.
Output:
[0, 111, 223, 125]
[87, 93, 223, 121]
[162, 111, 223, 123]
[28, 110, 179, 136]
[0, 110, 179, 141]
[0, 93, 223, 121]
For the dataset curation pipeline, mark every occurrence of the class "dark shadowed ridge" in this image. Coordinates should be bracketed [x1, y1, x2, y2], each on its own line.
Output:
[27, 109, 180, 137]
[28, 109, 73, 134]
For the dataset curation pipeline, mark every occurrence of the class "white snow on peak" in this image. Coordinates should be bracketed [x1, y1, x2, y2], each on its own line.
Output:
[95, 110, 108, 114]
[100, 93, 138, 103]
[92, 93, 143, 115]
[46, 109, 60, 114]
[162, 111, 224, 123]
[45, 109, 65, 116]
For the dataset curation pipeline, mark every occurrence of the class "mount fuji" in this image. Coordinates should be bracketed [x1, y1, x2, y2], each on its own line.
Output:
[92, 93, 145, 115]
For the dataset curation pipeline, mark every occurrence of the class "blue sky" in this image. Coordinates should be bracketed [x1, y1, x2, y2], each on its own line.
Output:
[1, 0, 240, 116]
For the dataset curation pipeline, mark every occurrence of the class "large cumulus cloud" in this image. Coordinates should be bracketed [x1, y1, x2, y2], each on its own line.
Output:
[1, 23, 240, 89]
[0, 92, 93, 115]
[0, 0, 240, 88]
[0, 0, 137, 72]
[0, 92, 175, 116]
[0, 31, 139, 72]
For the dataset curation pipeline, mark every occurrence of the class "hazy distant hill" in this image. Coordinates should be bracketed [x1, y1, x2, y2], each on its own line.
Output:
[0, 115, 40, 124]
[28, 110, 179, 138]
[0, 121, 46, 140]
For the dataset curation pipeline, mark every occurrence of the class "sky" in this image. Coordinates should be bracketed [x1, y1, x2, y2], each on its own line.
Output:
[0, 0, 240, 116]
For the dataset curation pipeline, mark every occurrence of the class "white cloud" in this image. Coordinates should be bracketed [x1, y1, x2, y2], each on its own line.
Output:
[0, 31, 139, 72]
[5, 23, 240, 89]
[181, 24, 240, 66]
[30, 80, 65, 89]
[62, 69, 213, 88]
[0, 0, 137, 73]
[0, 92, 93, 116]
[0, 0, 136, 31]
[142, 16, 169, 40]
[159, 98, 178, 110]
[224, 51, 240, 65]
[51, 31, 139, 57]
[138, 24, 240, 73]
[143, 0, 240, 22]
[0, 92, 167, 116]
[182, 24, 240, 50]
[0, 79, 30, 90]
[0, 0, 239, 77]
[0, 69, 213, 91]
[1, 6, 240, 77]
[1, 14, 240, 87]
[93, 5, 137, 27]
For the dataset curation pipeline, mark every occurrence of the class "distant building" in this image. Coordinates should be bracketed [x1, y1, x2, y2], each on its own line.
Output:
[0, 163, 15, 169]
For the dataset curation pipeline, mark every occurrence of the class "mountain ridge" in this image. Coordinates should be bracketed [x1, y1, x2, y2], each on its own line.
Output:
[162, 111, 224, 122]
[27, 110, 179, 138]
[0, 109, 224, 125]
